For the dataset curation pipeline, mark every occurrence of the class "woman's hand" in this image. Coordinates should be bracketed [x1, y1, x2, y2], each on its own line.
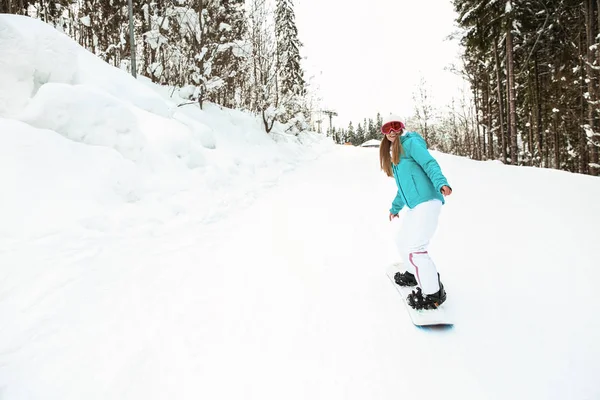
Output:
[441, 185, 452, 196]
[389, 212, 399, 221]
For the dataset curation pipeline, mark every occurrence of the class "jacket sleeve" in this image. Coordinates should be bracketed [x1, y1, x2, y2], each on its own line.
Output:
[408, 139, 450, 193]
[390, 191, 405, 215]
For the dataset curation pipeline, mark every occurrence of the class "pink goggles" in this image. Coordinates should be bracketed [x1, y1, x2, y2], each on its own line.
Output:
[381, 121, 405, 135]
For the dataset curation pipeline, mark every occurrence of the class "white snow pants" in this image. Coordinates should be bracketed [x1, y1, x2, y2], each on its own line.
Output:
[395, 199, 442, 295]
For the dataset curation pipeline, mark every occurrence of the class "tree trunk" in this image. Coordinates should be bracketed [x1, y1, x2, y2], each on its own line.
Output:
[528, 113, 533, 164]
[462, 105, 472, 157]
[2, 0, 12, 13]
[534, 56, 543, 167]
[526, 69, 534, 162]
[141, 0, 150, 76]
[485, 73, 493, 160]
[262, 109, 275, 133]
[545, 103, 550, 167]
[474, 77, 482, 160]
[579, 24, 589, 174]
[505, 71, 511, 162]
[506, 25, 518, 165]
[494, 38, 507, 163]
[553, 86, 560, 169]
[591, 0, 600, 174]
[554, 121, 560, 169]
[42, 0, 48, 23]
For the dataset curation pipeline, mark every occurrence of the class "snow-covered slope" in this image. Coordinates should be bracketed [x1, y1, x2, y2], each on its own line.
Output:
[1, 14, 600, 400]
[0, 14, 331, 242]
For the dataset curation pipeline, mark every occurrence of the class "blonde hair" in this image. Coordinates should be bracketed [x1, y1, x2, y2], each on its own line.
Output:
[379, 136, 403, 177]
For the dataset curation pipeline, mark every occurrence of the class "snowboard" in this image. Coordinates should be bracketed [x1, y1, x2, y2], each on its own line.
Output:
[386, 263, 453, 327]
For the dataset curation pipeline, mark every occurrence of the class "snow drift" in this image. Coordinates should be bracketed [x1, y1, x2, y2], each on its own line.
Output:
[0, 14, 332, 240]
[0, 14, 171, 119]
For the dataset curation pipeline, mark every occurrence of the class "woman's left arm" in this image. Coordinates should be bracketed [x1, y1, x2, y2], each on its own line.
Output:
[408, 140, 451, 193]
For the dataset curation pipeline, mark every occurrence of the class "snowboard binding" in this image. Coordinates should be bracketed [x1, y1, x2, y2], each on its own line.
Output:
[394, 271, 418, 287]
[407, 279, 447, 310]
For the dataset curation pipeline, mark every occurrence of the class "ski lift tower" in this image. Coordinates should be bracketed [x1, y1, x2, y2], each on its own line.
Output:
[321, 109, 338, 134]
[314, 118, 323, 133]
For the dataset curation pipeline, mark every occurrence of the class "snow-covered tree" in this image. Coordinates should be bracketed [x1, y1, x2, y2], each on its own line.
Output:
[245, 0, 280, 132]
[366, 117, 378, 141]
[356, 122, 365, 145]
[346, 122, 355, 145]
[413, 76, 435, 147]
[209, 0, 248, 108]
[3, 0, 314, 135]
[274, 0, 306, 123]
[452, 0, 600, 175]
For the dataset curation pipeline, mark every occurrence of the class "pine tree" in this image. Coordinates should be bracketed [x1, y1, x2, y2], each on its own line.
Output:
[367, 118, 377, 141]
[209, 0, 248, 108]
[275, 0, 306, 123]
[95, 0, 128, 69]
[188, 0, 230, 109]
[356, 123, 365, 145]
[451, 0, 599, 174]
[347, 122, 355, 145]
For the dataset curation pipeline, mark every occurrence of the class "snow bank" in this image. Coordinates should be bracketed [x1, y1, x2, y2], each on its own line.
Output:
[0, 118, 141, 239]
[0, 14, 333, 239]
[17, 83, 147, 162]
[0, 14, 171, 118]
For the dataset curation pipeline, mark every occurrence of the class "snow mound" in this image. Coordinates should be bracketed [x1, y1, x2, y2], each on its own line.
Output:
[0, 14, 172, 119]
[16, 82, 212, 169]
[0, 118, 141, 239]
[0, 14, 333, 239]
[0, 14, 214, 167]
[17, 83, 147, 162]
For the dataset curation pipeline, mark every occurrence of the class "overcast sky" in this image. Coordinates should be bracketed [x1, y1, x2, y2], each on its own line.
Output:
[293, 0, 468, 130]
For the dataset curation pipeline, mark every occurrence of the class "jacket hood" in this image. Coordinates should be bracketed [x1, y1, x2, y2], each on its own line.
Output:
[400, 131, 426, 145]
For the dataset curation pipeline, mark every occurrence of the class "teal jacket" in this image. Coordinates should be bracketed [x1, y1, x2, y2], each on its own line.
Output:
[389, 132, 450, 214]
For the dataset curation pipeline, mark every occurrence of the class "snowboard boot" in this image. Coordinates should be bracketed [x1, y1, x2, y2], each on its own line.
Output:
[407, 274, 446, 310]
[394, 271, 418, 287]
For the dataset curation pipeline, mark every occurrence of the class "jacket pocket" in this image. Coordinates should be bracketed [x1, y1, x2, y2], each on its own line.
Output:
[410, 175, 420, 196]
